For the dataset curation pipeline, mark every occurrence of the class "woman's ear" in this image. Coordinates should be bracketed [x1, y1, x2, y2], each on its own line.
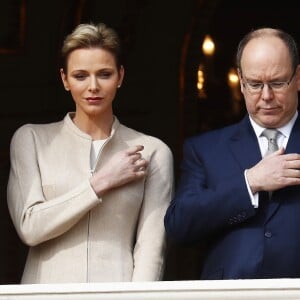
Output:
[118, 65, 125, 88]
[60, 68, 69, 91]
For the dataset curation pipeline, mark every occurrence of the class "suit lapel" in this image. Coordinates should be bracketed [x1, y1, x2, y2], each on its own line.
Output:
[285, 116, 300, 154]
[228, 116, 262, 170]
[266, 115, 300, 221]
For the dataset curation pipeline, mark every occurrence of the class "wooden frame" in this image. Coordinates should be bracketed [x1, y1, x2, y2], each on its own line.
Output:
[0, 0, 26, 54]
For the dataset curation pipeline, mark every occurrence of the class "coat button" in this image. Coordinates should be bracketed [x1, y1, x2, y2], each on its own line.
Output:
[264, 231, 272, 238]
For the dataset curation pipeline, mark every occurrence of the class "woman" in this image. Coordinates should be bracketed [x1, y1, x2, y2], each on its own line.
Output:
[7, 23, 174, 283]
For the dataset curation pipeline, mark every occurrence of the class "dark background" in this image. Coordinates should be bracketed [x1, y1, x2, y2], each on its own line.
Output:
[0, 0, 299, 283]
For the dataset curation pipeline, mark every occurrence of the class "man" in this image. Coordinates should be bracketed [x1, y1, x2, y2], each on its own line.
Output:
[164, 27, 300, 279]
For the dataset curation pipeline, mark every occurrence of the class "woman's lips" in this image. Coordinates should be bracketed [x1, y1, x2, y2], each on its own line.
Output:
[86, 97, 102, 103]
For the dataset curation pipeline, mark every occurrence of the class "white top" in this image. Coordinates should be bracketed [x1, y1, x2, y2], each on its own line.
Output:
[90, 139, 107, 171]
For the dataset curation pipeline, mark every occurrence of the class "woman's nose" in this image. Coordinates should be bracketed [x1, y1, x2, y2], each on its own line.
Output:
[88, 77, 99, 92]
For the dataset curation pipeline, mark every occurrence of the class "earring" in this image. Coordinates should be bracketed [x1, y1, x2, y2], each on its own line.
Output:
[117, 84, 121, 88]
[65, 87, 69, 91]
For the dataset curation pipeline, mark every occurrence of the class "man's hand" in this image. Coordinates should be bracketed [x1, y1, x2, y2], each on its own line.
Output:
[247, 147, 300, 194]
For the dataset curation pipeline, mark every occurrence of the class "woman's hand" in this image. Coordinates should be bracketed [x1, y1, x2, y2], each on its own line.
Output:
[90, 145, 149, 196]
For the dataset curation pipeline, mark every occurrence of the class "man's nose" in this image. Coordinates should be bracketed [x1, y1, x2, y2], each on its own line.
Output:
[261, 83, 274, 100]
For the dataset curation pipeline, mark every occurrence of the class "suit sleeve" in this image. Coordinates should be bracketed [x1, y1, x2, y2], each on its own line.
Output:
[164, 137, 256, 244]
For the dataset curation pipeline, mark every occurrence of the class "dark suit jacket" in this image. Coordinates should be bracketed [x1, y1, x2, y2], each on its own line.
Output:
[164, 114, 300, 279]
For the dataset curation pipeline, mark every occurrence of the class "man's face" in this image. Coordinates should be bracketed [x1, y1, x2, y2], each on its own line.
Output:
[239, 36, 300, 128]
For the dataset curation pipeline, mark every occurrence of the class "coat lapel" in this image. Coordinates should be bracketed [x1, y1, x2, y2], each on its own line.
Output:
[285, 116, 300, 154]
[228, 116, 262, 171]
[266, 115, 300, 221]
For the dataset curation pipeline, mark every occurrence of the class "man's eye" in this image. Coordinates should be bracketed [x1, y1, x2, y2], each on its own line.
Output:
[270, 82, 285, 88]
[248, 82, 262, 89]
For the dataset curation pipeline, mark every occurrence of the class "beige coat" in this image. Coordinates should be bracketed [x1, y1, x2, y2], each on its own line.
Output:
[7, 113, 174, 283]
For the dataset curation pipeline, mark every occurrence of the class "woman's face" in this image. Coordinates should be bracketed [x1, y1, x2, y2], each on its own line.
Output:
[61, 47, 124, 119]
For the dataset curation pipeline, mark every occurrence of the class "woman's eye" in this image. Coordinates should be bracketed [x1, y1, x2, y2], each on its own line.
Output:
[73, 74, 87, 80]
[99, 72, 112, 78]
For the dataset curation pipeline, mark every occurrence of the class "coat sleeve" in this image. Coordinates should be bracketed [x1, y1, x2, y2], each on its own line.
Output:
[164, 137, 256, 244]
[7, 125, 100, 246]
[131, 140, 174, 281]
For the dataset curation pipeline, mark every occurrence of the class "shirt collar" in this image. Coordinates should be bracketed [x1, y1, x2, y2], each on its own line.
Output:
[249, 111, 298, 139]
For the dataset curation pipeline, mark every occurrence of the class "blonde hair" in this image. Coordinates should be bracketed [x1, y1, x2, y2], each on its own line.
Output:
[61, 23, 122, 72]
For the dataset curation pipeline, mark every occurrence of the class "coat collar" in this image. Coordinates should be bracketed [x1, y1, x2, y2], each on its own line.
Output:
[64, 112, 120, 140]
